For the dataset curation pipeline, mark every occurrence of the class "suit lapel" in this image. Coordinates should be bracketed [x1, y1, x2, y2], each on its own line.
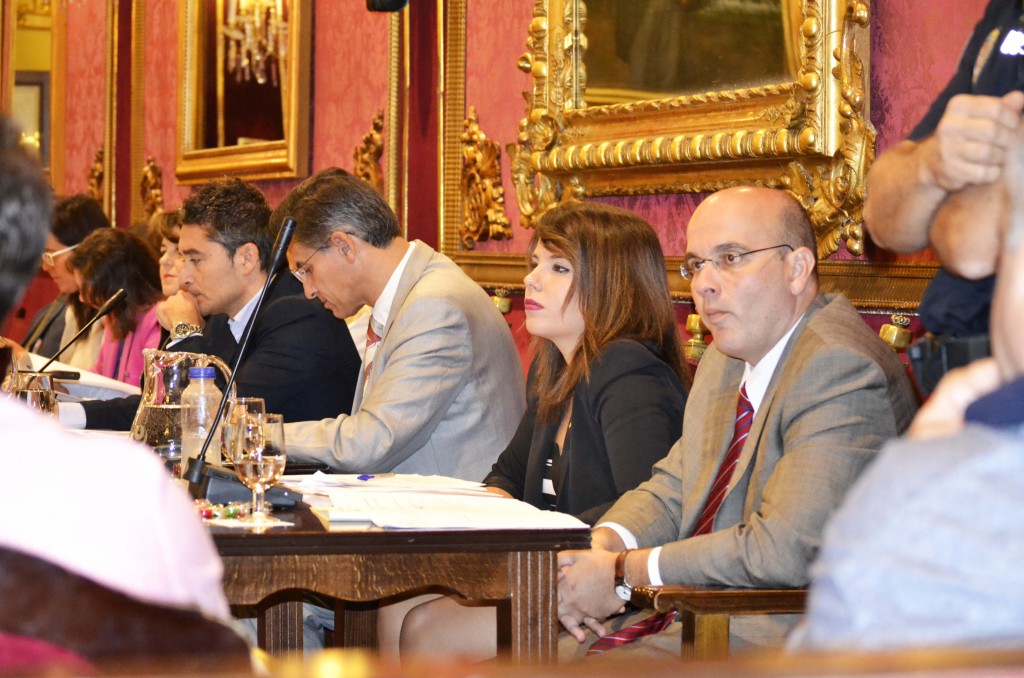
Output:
[359, 241, 434, 399]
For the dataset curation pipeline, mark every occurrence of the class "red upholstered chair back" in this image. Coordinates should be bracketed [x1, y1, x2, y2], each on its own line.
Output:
[0, 631, 96, 675]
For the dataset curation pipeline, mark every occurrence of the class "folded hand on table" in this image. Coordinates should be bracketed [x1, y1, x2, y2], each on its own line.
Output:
[557, 548, 625, 642]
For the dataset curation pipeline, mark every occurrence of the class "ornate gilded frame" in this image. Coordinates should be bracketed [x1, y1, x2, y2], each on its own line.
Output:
[515, 0, 872, 257]
[438, 0, 937, 310]
[175, 0, 311, 184]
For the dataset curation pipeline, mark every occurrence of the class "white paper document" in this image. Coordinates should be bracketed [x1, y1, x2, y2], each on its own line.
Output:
[313, 490, 587, 531]
[28, 353, 140, 400]
[285, 471, 490, 496]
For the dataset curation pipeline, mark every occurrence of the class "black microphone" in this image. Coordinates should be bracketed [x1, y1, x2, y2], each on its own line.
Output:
[36, 288, 126, 375]
[183, 219, 298, 488]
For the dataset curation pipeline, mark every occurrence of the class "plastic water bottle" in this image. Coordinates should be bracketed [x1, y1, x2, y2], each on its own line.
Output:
[180, 366, 223, 475]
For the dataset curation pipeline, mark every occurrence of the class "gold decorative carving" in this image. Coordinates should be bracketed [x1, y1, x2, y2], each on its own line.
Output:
[491, 287, 512, 315]
[879, 314, 912, 352]
[86, 148, 104, 202]
[460, 106, 512, 249]
[513, 0, 874, 257]
[786, 0, 874, 258]
[354, 109, 385, 195]
[139, 156, 164, 218]
[683, 314, 708, 365]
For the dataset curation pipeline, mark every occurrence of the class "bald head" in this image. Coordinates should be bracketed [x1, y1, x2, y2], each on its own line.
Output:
[684, 186, 819, 364]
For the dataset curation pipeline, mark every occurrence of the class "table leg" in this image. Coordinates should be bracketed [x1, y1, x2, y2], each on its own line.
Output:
[334, 599, 378, 650]
[507, 550, 558, 663]
[258, 591, 304, 655]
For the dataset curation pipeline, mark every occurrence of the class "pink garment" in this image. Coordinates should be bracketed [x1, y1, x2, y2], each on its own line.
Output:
[0, 397, 230, 621]
[91, 305, 161, 385]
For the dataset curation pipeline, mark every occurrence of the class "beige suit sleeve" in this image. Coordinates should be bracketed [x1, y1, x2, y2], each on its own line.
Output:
[284, 292, 473, 472]
[603, 330, 913, 588]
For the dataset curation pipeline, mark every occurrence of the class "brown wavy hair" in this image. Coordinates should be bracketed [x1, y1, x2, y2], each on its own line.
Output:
[530, 201, 691, 423]
[69, 229, 162, 341]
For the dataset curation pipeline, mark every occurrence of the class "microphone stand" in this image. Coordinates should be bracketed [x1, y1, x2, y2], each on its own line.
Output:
[183, 218, 297, 488]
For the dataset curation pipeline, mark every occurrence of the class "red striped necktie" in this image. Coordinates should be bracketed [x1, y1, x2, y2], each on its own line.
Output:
[587, 384, 753, 656]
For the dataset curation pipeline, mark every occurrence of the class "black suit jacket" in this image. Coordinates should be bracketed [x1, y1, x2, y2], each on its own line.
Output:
[22, 295, 69, 357]
[82, 275, 360, 430]
[483, 339, 688, 525]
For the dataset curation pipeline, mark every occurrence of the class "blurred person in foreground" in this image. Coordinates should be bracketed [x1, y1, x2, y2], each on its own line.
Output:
[790, 121, 1024, 653]
[395, 201, 691, 661]
[0, 117, 244, 668]
[555, 187, 918, 659]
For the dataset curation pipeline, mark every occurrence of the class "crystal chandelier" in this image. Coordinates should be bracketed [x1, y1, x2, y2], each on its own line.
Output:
[222, 0, 289, 87]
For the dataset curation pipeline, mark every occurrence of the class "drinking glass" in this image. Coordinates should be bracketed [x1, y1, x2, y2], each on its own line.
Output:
[230, 412, 286, 522]
[12, 373, 57, 416]
[218, 397, 265, 466]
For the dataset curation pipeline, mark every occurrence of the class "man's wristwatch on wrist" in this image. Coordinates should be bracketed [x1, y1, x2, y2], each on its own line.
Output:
[170, 322, 203, 341]
[614, 549, 634, 602]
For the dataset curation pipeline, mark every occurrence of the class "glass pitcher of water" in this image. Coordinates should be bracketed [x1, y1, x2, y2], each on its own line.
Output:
[129, 349, 234, 468]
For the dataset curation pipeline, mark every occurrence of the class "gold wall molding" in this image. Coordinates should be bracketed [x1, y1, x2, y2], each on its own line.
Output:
[354, 109, 385, 195]
[385, 11, 405, 228]
[460, 106, 511, 249]
[452, 253, 936, 316]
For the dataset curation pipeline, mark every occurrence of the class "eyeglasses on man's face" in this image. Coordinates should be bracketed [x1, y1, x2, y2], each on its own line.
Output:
[679, 244, 794, 281]
[291, 246, 328, 283]
[41, 242, 81, 268]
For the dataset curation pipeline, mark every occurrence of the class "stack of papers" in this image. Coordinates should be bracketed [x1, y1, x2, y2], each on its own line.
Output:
[292, 473, 587, 531]
[284, 472, 489, 496]
[27, 353, 140, 401]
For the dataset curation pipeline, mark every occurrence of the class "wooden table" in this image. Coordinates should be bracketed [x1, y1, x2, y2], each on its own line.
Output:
[210, 506, 590, 664]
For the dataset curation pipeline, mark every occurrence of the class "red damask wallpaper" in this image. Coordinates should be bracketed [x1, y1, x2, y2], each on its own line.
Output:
[57, 0, 989, 253]
[62, 0, 107, 197]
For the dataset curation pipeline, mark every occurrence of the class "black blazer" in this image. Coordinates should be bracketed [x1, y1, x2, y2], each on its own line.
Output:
[22, 295, 69, 357]
[82, 275, 361, 430]
[484, 339, 688, 525]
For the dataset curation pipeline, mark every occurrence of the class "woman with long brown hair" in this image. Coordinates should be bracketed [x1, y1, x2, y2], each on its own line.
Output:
[69, 228, 162, 385]
[387, 201, 691, 661]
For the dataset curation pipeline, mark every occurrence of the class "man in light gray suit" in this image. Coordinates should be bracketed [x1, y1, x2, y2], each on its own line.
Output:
[282, 170, 525, 481]
[557, 186, 919, 658]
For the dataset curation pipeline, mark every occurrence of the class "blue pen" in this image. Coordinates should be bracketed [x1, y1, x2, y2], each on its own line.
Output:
[357, 473, 395, 481]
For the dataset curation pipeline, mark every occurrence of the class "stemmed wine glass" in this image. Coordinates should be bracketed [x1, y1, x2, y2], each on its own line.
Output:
[219, 397, 265, 466]
[230, 412, 287, 522]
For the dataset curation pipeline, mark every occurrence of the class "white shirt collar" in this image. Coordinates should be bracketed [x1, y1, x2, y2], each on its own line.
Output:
[370, 242, 414, 332]
[741, 312, 805, 413]
[227, 290, 262, 343]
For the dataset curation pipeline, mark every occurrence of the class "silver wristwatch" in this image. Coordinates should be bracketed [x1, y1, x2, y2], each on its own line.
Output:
[171, 322, 203, 341]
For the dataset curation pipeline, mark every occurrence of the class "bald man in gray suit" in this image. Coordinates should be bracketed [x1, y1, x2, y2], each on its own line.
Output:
[557, 187, 919, 658]
[282, 171, 524, 481]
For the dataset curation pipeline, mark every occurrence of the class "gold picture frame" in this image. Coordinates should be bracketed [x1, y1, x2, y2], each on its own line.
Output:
[175, 0, 311, 184]
[439, 0, 937, 311]
[514, 0, 873, 259]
